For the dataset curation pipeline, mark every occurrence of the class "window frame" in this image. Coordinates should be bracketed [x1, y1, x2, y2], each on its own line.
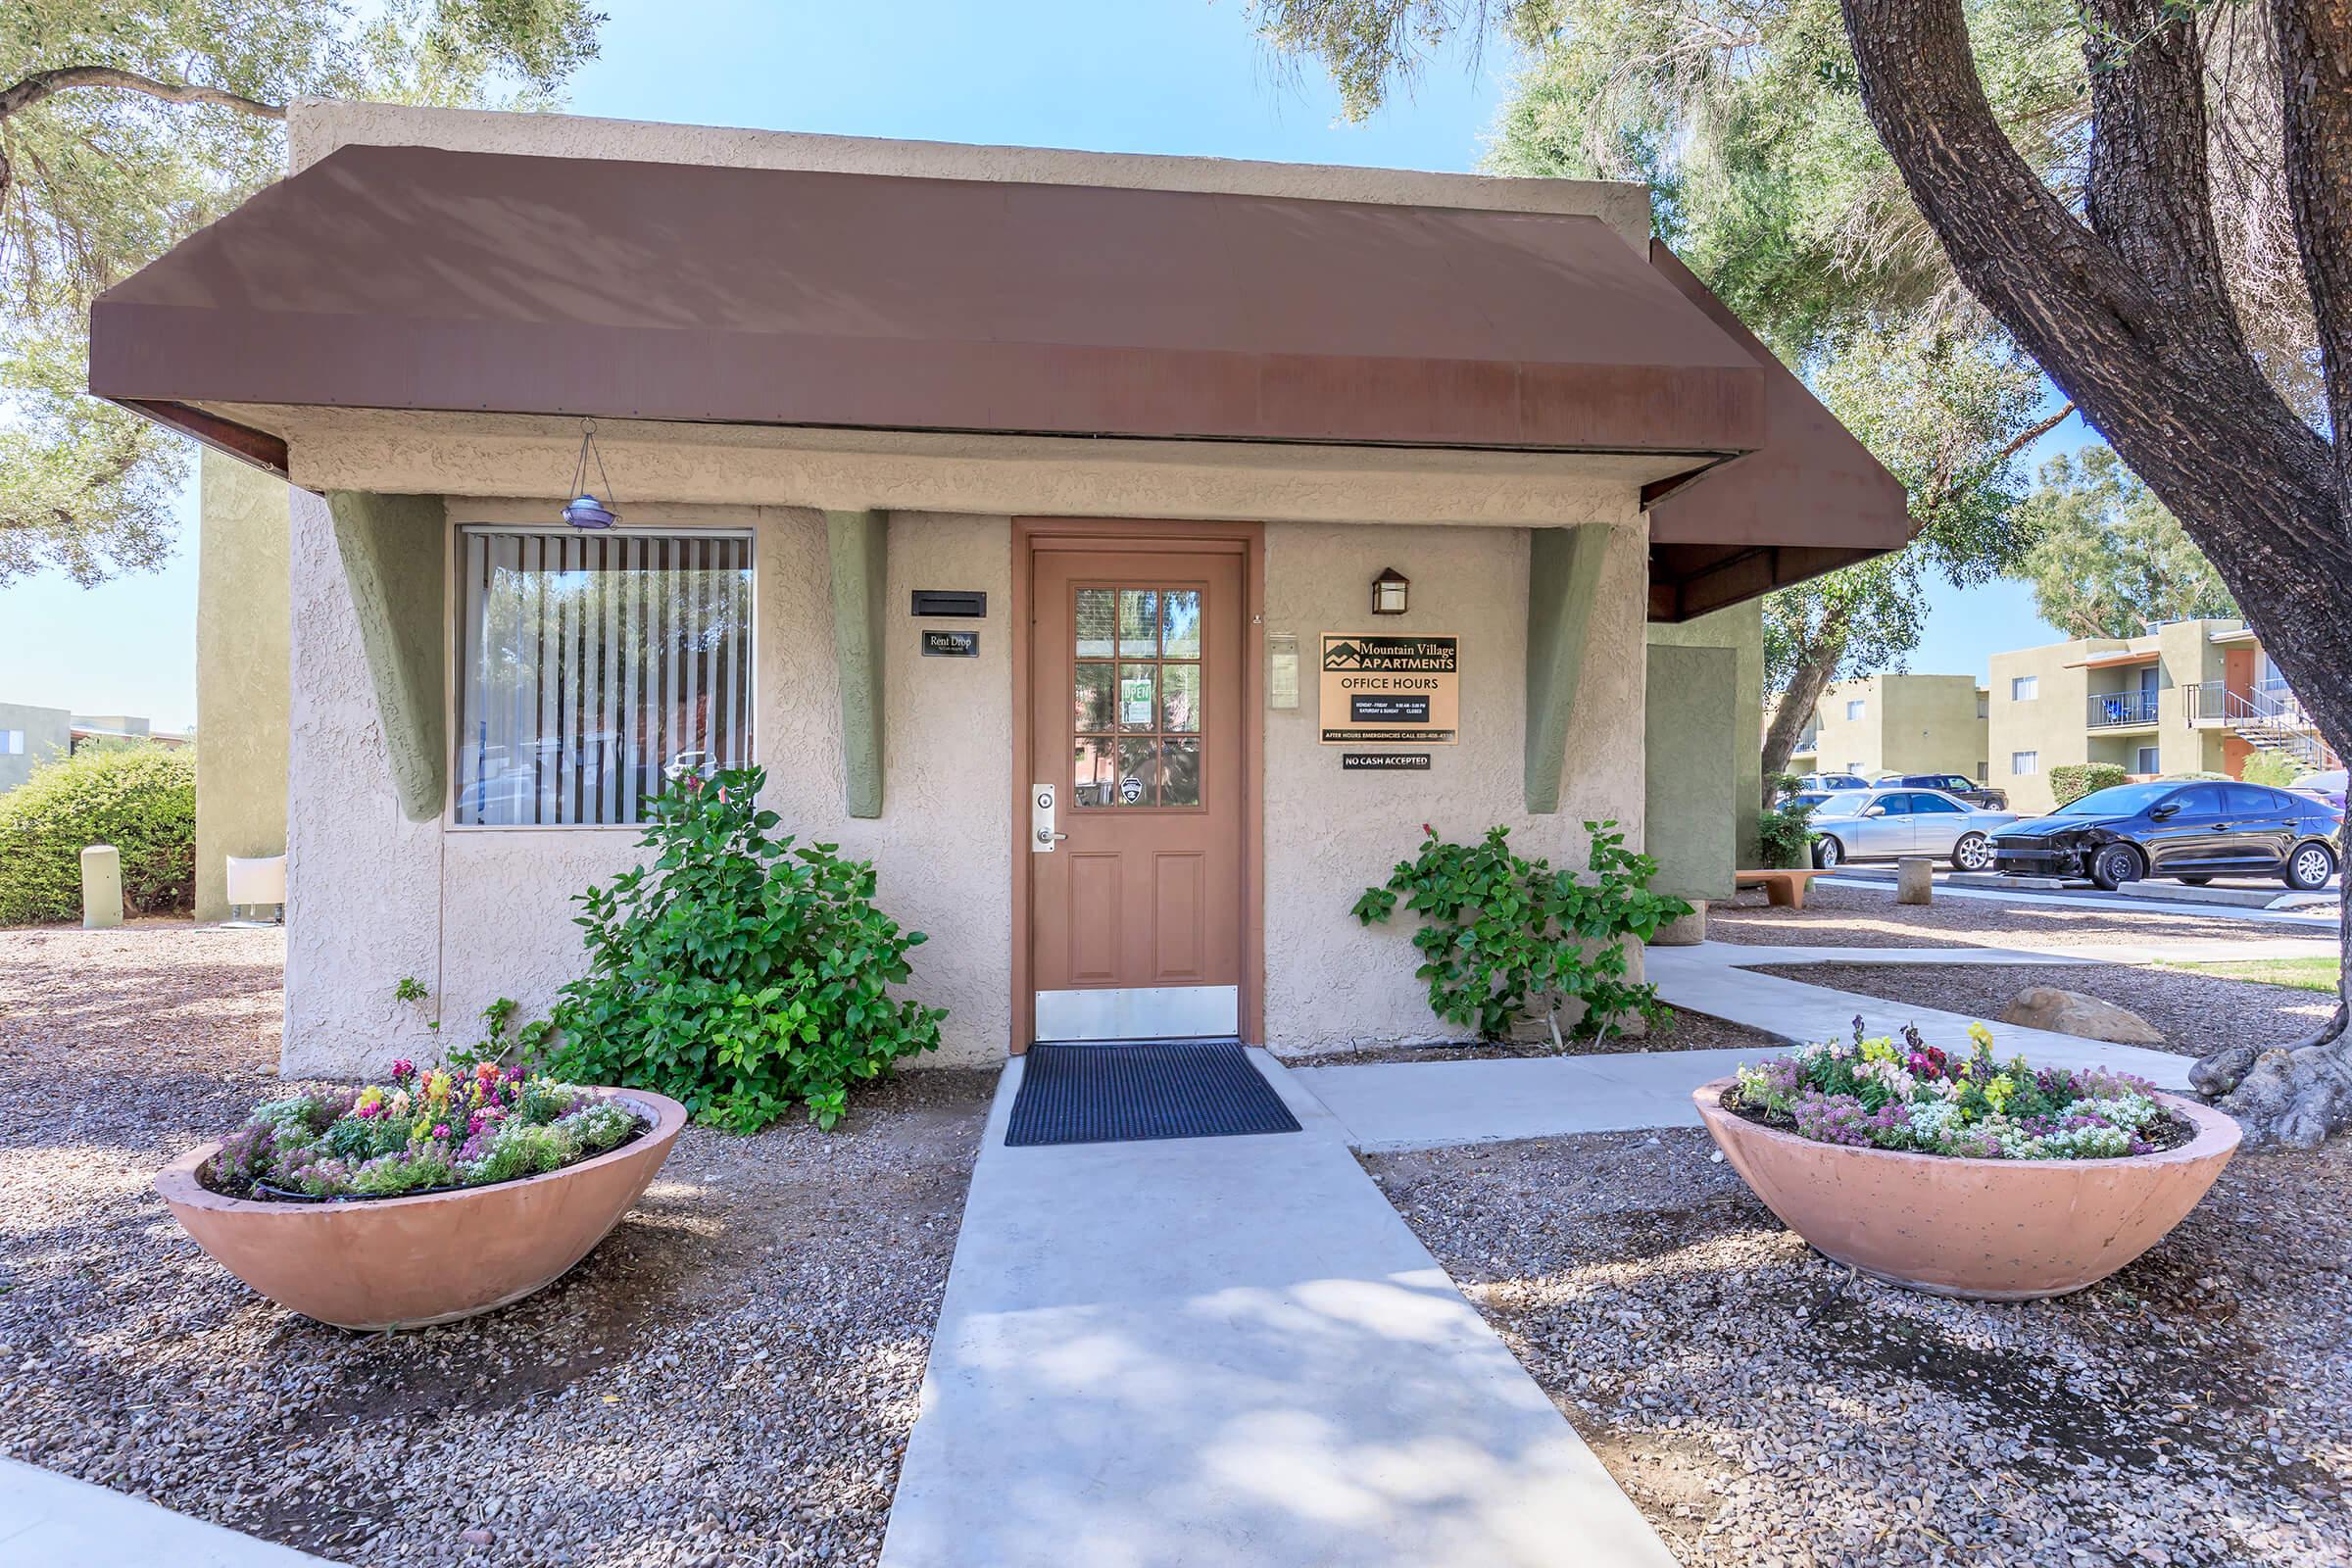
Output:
[446, 522, 759, 832]
[2011, 750, 2040, 775]
[2010, 675, 2039, 702]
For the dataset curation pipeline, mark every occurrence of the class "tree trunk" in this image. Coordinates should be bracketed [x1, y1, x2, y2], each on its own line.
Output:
[1760, 624, 1848, 796]
[1838, 0, 2352, 1144]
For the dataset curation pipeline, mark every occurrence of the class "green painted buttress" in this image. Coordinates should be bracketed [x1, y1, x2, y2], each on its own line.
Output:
[327, 491, 447, 824]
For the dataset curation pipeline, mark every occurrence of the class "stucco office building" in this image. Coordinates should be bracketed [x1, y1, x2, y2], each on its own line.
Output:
[92, 102, 1902, 1074]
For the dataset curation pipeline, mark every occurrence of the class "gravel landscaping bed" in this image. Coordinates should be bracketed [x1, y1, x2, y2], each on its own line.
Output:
[1743, 961, 2336, 1061]
[0, 923, 992, 1568]
[1711, 880, 2328, 950]
[1284, 1006, 1790, 1067]
[1369, 1129, 2352, 1568]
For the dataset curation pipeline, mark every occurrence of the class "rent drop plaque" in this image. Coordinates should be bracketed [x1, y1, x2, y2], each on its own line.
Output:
[1319, 633, 1458, 744]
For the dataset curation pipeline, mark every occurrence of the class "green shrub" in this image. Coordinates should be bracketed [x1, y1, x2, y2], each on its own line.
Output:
[0, 745, 196, 924]
[2240, 753, 2299, 788]
[549, 766, 945, 1131]
[1350, 820, 1691, 1043]
[2048, 762, 2128, 807]
[1755, 800, 1819, 869]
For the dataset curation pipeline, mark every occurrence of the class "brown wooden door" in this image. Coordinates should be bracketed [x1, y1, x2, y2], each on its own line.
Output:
[1028, 546, 1244, 1041]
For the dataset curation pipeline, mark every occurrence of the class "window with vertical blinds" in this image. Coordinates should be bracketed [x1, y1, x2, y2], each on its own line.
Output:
[455, 528, 755, 826]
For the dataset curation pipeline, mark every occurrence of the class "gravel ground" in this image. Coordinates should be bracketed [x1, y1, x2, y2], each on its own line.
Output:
[1711, 881, 2330, 951]
[0, 923, 992, 1568]
[1287, 1006, 1789, 1067]
[1745, 961, 2336, 1061]
[1370, 1130, 2352, 1568]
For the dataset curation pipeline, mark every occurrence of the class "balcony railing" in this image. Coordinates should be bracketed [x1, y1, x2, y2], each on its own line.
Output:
[2184, 680, 2312, 730]
[2085, 690, 2160, 729]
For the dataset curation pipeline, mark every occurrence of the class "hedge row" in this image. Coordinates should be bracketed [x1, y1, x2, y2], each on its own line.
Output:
[0, 745, 197, 925]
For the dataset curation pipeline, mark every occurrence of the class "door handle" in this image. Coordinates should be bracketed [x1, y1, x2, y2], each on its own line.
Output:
[1031, 784, 1062, 853]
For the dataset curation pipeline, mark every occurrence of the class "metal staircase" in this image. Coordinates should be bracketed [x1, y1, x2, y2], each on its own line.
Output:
[2185, 681, 2341, 771]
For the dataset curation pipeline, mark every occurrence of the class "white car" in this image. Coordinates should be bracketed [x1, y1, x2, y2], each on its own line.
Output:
[1801, 787, 2019, 872]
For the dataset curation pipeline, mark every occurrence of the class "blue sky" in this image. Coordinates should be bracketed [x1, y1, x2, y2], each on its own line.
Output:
[0, 0, 2073, 732]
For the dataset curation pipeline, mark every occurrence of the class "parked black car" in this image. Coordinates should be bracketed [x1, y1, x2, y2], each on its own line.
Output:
[1991, 780, 2341, 891]
[1896, 772, 2007, 810]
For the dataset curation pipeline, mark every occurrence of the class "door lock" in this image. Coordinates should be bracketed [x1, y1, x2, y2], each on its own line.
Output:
[1031, 784, 1063, 853]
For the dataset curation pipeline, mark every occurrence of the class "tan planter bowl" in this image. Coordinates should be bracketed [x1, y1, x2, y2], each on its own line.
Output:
[156, 1089, 688, 1331]
[1692, 1077, 2239, 1300]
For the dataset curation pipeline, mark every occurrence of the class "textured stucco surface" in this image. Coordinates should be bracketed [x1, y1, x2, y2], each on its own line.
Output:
[825, 510, 888, 817]
[1260, 520, 1648, 1054]
[194, 452, 293, 920]
[231, 404, 1666, 530]
[1642, 645, 1737, 902]
[1523, 523, 1611, 813]
[283, 498, 1012, 1077]
[286, 100, 1653, 252]
[325, 490, 446, 822]
[1645, 602, 1762, 864]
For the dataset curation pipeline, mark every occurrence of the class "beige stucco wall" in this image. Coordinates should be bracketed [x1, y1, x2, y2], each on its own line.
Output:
[285, 498, 1014, 1076]
[285, 497, 1648, 1071]
[194, 451, 293, 920]
[1260, 521, 1648, 1054]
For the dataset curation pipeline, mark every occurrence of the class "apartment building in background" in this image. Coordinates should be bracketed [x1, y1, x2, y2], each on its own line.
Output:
[1987, 618, 2338, 813]
[0, 705, 186, 794]
[1788, 673, 1989, 782]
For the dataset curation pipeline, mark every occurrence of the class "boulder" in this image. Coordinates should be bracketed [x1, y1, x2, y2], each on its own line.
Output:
[1999, 986, 2166, 1047]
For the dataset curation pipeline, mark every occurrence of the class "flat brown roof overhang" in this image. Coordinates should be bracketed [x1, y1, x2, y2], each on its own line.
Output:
[89, 144, 1771, 457]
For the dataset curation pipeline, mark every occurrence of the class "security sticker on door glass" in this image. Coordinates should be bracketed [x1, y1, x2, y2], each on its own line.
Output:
[1120, 775, 1145, 805]
[1319, 634, 1458, 744]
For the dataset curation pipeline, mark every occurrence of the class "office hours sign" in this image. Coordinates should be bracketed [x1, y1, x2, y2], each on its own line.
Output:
[1319, 634, 1458, 744]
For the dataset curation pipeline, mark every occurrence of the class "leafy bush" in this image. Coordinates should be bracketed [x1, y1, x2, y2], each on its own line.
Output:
[550, 766, 944, 1131]
[0, 744, 195, 924]
[2240, 753, 2299, 788]
[1351, 820, 1691, 1043]
[202, 1060, 644, 1201]
[1755, 800, 1819, 869]
[1766, 770, 1804, 803]
[1727, 1016, 2185, 1159]
[2049, 761, 2128, 807]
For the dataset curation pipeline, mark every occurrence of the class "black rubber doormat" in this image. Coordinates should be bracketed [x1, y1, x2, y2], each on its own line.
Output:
[1005, 1041, 1302, 1147]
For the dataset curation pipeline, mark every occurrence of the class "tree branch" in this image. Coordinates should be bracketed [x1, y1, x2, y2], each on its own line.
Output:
[0, 67, 285, 124]
[1926, 400, 2076, 512]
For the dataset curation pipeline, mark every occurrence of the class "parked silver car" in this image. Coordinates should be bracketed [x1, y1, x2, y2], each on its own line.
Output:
[1799, 786, 2019, 872]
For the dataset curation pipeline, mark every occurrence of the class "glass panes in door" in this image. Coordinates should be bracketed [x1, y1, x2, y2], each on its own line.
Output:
[1072, 584, 1203, 808]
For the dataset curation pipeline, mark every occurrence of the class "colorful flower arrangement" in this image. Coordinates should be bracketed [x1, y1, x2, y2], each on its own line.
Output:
[203, 1060, 646, 1201]
[1727, 1018, 2185, 1160]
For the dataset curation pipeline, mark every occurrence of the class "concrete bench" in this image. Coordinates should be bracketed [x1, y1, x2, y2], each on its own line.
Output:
[1734, 868, 1830, 909]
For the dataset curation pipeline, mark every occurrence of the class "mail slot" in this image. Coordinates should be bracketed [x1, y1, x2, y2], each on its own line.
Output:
[911, 589, 988, 618]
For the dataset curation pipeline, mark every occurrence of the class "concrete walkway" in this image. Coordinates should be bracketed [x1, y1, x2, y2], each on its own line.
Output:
[0, 1459, 332, 1567]
[1291, 942, 2193, 1153]
[1815, 872, 2339, 928]
[880, 1053, 1676, 1568]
